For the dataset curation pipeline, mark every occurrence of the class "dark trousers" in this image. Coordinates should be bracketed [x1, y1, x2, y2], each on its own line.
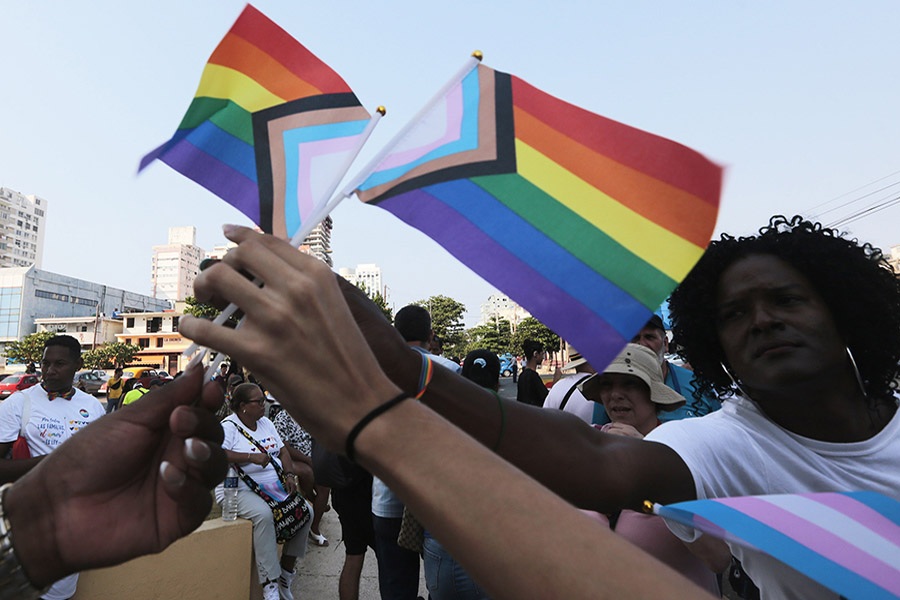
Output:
[372, 514, 420, 600]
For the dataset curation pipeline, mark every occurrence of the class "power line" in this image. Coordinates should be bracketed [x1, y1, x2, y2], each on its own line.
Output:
[804, 168, 900, 215]
[802, 169, 900, 230]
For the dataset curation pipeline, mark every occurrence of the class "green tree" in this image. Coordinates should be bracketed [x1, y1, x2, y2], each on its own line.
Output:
[183, 296, 223, 320]
[356, 283, 393, 322]
[4, 331, 55, 366]
[83, 342, 141, 369]
[414, 295, 466, 358]
[511, 317, 561, 362]
[465, 316, 512, 355]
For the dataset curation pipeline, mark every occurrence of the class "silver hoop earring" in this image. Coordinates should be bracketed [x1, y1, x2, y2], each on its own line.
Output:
[720, 362, 751, 398]
[845, 347, 867, 398]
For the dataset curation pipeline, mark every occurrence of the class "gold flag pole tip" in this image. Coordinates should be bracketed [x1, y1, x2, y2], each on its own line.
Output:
[471, 50, 483, 61]
[376, 106, 386, 116]
[642, 500, 655, 514]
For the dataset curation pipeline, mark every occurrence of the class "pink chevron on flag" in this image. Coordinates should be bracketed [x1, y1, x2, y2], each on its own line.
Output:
[655, 491, 900, 600]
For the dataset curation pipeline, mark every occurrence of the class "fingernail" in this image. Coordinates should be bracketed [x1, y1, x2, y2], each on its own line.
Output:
[160, 461, 186, 488]
[222, 224, 240, 235]
[185, 438, 211, 462]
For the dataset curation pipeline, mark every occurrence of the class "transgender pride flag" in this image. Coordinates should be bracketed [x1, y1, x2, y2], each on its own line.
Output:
[654, 491, 900, 600]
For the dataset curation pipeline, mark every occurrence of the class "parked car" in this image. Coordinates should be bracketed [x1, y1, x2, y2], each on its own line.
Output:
[499, 353, 516, 377]
[0, 374, 40, 400]
[122, 367, 156, 382]
[74, 370, 105, 395]
[123, 368, 173, 389]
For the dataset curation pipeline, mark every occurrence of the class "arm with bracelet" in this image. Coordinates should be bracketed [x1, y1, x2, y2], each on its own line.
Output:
[181, 225, 711, 600]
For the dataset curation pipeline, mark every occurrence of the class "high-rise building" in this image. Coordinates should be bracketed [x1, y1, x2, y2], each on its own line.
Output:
[298, 216, 333, 267]
[0, 187, 47, 269]
[151, 226, 204, 302]
[206, 241, 237, 261]
[480, 293, 530, 330]
[338, 263, 384, 297]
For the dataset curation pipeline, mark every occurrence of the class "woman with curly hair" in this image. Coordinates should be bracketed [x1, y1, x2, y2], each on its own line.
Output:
[668, 214, 900, 410]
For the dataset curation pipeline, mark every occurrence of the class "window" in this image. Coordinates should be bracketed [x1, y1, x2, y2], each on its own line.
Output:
[35, 290, 69, 302]
[172, 316, 179, 332]
[126, 318, 135, 328]
[138, 338, 150, 348]
[147, 317, 162, 333]
[156, 338, 163, 348]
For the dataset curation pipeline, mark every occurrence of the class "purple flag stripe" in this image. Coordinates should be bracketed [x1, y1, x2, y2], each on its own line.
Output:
[381, 189, 630, 371]
[717, 496, 900, 594]
[807, 493, 900, 544]
[160, 138, 260, 223]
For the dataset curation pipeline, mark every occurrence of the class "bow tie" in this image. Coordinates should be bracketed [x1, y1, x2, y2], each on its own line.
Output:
[44, 387, 76, 401]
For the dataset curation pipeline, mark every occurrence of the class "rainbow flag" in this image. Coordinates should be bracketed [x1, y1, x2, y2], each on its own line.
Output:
[353, 58, 722, 369]
[140, 4, 371, 240]
[656, 491, 900, 599]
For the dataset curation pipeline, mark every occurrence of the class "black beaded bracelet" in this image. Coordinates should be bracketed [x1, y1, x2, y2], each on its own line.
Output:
[345, 392, 411, 462]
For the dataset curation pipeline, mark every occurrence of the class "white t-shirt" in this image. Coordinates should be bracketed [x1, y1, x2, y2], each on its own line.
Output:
[217, 414, 286, 501]
[0, 384, 104, 600]
[542, 373, 594, 423]
[647, 396, 900, 599]
[0, 384, 105, 455]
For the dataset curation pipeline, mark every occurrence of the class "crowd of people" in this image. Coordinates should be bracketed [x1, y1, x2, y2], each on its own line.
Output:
[0, 215, 897, 600]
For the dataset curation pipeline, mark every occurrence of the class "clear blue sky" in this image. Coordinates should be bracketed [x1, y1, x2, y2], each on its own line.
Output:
[3, 1, 898, 327]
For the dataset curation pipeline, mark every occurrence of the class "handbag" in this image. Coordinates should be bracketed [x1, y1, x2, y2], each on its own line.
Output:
[228, 422, 311, 543]
[396, 506, 424, 554]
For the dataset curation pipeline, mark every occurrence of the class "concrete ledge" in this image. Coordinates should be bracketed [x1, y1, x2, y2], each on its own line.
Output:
[74, 518, 252, 599]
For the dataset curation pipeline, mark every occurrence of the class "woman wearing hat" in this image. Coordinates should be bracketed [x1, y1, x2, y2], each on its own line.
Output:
[579, 344, 723, 596]
[578, 343, 685, 438]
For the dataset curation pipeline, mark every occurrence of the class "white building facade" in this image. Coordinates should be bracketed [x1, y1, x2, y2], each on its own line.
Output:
[0, 266, 170, 358]
[889, 244, 900, 274]
[35, 316, 123, 349]
[479, 293, 530, 330]
[339, 263, 385, 298]
[0, 187, 46, 269]
[151, 226, 204, 302]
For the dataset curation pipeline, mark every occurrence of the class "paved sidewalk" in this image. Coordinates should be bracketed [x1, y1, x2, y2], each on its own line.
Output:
[293, 504, 428, 599]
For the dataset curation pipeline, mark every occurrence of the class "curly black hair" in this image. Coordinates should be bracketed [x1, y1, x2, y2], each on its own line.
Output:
[669, 215, 900, 403]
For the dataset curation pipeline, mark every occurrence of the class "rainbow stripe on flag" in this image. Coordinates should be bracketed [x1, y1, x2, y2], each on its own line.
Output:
[140, 4, 371, 239]
[657, 491, 900, 599]
[354, 59, 722, 369]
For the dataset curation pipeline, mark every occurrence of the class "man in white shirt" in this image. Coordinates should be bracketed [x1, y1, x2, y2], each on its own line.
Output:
[0, 335, 105, 600]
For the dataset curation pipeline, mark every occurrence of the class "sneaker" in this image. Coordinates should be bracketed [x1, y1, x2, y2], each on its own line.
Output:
[263, 581, 279, 600]
[279, 568, 296, 600]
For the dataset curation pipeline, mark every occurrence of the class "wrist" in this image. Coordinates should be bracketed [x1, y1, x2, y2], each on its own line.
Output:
[4, 481, 61, 591]
[345, 390, 410, 462]
[381, 346, 423, 397]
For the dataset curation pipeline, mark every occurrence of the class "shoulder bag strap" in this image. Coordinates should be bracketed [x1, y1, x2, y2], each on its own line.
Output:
[559, 374, 592, 410]
[224, 420, 288, 483]
[231, 462, 279, 509]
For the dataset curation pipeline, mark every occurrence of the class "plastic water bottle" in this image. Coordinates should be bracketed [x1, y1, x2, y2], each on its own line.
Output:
[222, 466, 239, 522]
